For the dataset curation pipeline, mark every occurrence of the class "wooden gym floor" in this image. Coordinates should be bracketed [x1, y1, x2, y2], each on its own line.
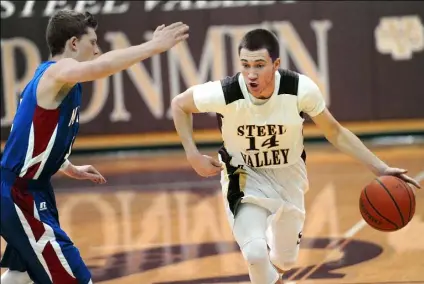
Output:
[1, 142, 423, 284]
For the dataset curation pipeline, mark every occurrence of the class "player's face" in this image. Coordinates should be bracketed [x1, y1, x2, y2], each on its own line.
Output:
[239, 48, 280, 99]
[73, 28, 100, 61]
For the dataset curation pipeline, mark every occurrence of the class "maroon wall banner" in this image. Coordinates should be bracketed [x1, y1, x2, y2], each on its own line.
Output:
[1, 1, 424, 148]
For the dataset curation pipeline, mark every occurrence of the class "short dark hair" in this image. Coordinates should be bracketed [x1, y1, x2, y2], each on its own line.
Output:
[46, 9, 98, 56]
[238, 29, 280, 61]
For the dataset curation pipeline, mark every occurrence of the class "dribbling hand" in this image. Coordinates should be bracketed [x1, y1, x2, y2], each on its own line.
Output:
[379, 167, 421, 190]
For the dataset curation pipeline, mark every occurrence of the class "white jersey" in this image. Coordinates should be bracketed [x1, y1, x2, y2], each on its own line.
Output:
[192, 69, 326, 170]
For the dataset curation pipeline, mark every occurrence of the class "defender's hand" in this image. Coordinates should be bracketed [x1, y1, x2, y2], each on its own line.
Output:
[152, 22, 189, 52]
[62, 164, 107, 184]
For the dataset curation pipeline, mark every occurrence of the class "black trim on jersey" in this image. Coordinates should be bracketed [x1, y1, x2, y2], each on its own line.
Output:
[277, 69, 304, 118]
[277, 69, 299, 96]
[220, 73, 244, 105]
[216, 113, 224, 133]
[218, 146, 244, 217]
[301, 149, 306, 163]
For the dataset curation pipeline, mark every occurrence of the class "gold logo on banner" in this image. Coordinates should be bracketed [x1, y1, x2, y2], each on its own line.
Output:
[375, 15, 424, 61]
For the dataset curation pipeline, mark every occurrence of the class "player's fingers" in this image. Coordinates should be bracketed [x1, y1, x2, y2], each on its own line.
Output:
[94, 172, 107, 184]
[155, 24, 165, 31]
[176, 24, 189, 35]
[93, 175, 105, 184]
[99, 174, 107, 184]
[97, 177, 106, 184]
[197, 170, 210, 178]
[204, 156, 221, 167]
[88, 165, 104, 177]
[400, 174, 421, 189]
[197, 167, 218, 178]
[80, 167, 105, 183]
[390, 168, 408, 175]
[91, 174, 105, 184]
[83, 172, 100, 182]
[210, 159, 222, 168]
[172, 26, 189, 41]
[175, 34, 189, 43]
[165, 22, 184, 30]
[175, 34, 189, 44]
[175, 28, 189, 40]
[207, 165, 222, 176]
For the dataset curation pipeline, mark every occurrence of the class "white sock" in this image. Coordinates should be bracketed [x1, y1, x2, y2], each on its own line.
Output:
[1, 269, 33, 284]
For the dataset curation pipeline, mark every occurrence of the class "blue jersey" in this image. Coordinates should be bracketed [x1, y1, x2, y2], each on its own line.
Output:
[1, 61, 81, 180]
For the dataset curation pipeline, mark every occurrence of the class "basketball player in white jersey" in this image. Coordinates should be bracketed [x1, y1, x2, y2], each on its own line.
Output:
[170, 29, 420, 284]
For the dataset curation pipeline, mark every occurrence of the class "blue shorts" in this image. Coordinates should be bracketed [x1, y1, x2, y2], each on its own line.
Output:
[0, 168, 92, 284]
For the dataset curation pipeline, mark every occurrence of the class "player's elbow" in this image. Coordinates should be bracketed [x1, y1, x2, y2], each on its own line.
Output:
[325, 124, 346, 146]
[318, 120, 341, 145]
[171, 93, 187, 114]
[171, 89, 197, 114]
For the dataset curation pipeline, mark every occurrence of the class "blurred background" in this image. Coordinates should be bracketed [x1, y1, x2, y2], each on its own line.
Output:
[1, 1, 424, 283]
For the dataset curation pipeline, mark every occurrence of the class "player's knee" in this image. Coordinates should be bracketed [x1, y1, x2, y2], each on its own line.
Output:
[241, 238, 269, 266]
[0, 270, 32, 284]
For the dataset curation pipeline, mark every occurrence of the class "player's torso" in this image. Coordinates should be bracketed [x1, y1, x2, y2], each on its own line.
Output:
[220, 70, 305, 169]
[1, 61, 82, 180]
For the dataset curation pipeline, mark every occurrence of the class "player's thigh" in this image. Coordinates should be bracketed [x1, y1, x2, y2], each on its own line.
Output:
[233, 203, 270, 247]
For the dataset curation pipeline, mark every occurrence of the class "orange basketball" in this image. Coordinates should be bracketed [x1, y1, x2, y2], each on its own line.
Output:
[359, 175, 415, 232]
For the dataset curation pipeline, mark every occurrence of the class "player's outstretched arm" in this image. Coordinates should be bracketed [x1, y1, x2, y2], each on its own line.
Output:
[49, 22, 189, 83]
[171, 88, 223, 177]
[311, 109, 421, 189]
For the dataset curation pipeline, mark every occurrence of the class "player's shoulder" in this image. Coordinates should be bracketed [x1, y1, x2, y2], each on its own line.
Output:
[219, 73, 245, 105]
[43, 58, 80, 81]
[220, 72, 240, 88]
[277, 69, 317, 88]
[296, 73, 321, 96]
[277, 69, 300, 96]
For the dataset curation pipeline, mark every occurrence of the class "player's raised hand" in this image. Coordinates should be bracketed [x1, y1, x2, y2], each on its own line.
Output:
[187, 153, 223, 178]
[152, 22, 189, 52]
[62, 164, 107, 184]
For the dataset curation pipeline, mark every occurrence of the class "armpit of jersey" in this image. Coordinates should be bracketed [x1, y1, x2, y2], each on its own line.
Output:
[297, 75, 326, 117]
[192, 81, 227, 113]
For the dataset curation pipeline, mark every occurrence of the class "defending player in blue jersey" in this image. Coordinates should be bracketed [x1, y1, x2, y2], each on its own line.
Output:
[0, 9, 189, 284]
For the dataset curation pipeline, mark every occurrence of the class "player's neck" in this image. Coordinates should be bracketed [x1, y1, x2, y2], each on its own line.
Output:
[49, 51, 76, 62]
[259, 89, 274, 99]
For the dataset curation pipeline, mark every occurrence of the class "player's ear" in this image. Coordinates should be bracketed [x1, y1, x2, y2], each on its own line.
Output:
[273, 58, 281, 70]
[69, 36, 79, 51]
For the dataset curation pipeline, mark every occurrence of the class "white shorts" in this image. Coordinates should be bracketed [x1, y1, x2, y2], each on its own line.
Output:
[219, 151, 308, 269]
[219, 155, 308, 226]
